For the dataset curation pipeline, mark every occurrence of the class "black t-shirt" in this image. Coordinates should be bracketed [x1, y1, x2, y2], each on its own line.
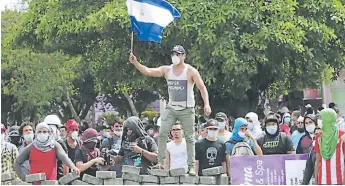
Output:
[74, 148, 99, 178]
[256, 133, 294, 155]
[65, 139, 81, 163]
[118, 136, 158, 175]
[195, 138, 226, 176]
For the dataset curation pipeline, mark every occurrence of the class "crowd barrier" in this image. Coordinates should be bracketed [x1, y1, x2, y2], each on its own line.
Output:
[1, 154, 314, 185]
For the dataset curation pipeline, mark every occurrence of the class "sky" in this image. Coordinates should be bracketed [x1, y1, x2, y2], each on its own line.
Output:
[1, 0, 23, 11]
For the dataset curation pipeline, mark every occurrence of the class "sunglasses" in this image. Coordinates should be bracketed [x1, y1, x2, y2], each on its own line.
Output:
[172, 128, 182, 131]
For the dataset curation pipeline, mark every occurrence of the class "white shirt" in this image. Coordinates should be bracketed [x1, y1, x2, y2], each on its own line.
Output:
[166, 138, 188, 172]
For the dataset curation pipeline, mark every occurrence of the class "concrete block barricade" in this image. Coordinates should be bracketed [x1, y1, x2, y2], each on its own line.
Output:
[179, 174, 199, 184]
[82, 174, 104, 185]
[1, 172, 16, 182]
[141, 175, 159, 183]
[150, 169, 170, 177]
[123, 172, 143, 182]
[202, 166, 224, 176]
[199, 176, 216, 185]
[71, 180, 91, 185]
[159, 176, 179, 184]
[58, 172, 80, 185]
[96, 171, 117, 179]
[25, 173, 46, 183]
[103, 178, 123, 185]
[11, 179, 31, 185]
[122, 165, 141, 175]
[41, 180, 59, 185]
[216, 174, 229, 185]
[169, 168, 185, 177]
[142, 182, 159, 185]
[124, 180, 140, 185]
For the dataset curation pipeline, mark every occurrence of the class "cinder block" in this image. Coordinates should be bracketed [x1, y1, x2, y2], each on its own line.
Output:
[11, 179, 31, 185]
[202, 166, 224, 176]
[82, 174, 103, 185]
[181, 183, 195, 185]
[71, 180, 90, 185]
[123, 172, 142, 182]
[58, 172, 80, 185]
[141, 182, 158, 185]
[41, 180, 59, 185]
[170, 168, 186, 177]
[122, 165, 140, 175]
[96, 171, 117, 179]
[216, 174, 229, 185]
[25, 173, 46, 183]
[199, 176, 216, 185]
[103, 178, 123, 185]
[179, 174, 199, 184]
[150, 169, 170, 177]
[1, 172, 15, 181]
[160, 176, 179, 184]
[141, 175, 159, 183]
[124, 180, 140, 185]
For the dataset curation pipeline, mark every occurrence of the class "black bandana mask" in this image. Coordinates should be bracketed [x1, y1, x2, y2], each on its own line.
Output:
[297, 128, 305, 133]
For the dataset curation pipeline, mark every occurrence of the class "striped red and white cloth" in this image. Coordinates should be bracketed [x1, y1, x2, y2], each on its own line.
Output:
[314, 130, 345, 185]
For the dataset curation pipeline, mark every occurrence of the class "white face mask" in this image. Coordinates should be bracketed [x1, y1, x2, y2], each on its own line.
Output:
[171, 55, 180, 65]
[207, 130, 217, 138]
[71, 131, 79, 140]
[238, 131, 246, 138]
[37, 133, 49, 142]
[247, 122, 254, 131]
[306, 124, 316, 133]
[218, 122, 226, 130]
[114, 130, 123, 137]
[148, 129, 154, 136]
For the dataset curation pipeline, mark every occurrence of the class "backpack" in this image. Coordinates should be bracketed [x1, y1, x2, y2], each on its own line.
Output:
[230, 141, 254, 156]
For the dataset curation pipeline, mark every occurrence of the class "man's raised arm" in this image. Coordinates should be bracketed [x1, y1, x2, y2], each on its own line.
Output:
[129, 54, 167, 77]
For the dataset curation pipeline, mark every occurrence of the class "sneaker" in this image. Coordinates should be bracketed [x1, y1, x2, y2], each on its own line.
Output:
[152, 163, 164, 169]
[188, 167, 197, 176]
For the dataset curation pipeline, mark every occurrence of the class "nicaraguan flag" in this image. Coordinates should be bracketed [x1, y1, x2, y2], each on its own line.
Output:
[127, 0, 181, 43]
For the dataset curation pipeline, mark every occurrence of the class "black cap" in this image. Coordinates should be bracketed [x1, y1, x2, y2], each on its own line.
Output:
[215, 112, 227, 120]
[204, 119, 218, 129]
[171, 45, 186, 54]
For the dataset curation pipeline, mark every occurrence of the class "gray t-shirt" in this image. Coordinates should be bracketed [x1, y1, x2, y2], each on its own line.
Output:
[18, 144, 30, 177]
[101, 138, 123, 177]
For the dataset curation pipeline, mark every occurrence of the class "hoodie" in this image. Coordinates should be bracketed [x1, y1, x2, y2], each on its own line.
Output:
[119, 116, 158, 175]
[280, 113, 291, 136]
[245, 112, 263, 138]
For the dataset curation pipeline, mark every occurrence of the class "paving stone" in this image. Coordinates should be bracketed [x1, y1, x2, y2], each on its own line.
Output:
[169, 168, 186, 177]
[199, 176, 216, 185]
[103, 178, 123, 185]
[41, 180, 59, 185]
[123, 172, 142, 182]
[26, 173, 46, 183]
[1, 172, 15, 182]
[141, 175, 159, 183]
[160, 176, 179, 184]
[58, 172, 80, 185]
[124, 180, 140, 185]
[150, 169, 170, 177]
[96, 171, 117, 179]
[181, 183, 195, 185]
[141, 182, 158, 185]
[179, 174, 199, 184]
[11, 179, 31, 185]
[82, 174, 103, 185]
[216, 174, 229, 185]
[122, 165, 141, 175]
[71, 180, 90, 185]
[202, 166, 224, 176]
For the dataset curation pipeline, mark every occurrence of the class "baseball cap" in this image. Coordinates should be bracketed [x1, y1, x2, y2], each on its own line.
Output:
[204, 119, 218, 129]
[215, 112, 227, 120]
[171, 45, 186, 54]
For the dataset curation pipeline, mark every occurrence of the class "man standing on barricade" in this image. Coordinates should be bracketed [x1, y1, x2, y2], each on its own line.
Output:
[129, 45, 211, 175]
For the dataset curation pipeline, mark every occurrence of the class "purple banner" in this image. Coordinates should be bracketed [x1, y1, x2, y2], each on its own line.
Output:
[230, 154, 309, 185]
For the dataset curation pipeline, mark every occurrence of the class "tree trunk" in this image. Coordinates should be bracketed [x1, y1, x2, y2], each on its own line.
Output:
[65, 90, 81, 123]
[123, 92, 138, 117]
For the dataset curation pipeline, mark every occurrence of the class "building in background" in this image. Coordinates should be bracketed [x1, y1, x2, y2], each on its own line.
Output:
[323, 69, 345, 113]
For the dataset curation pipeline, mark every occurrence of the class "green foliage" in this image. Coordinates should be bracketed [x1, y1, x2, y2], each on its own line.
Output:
[6, 0, 345, 117]
[141, 109, 159, 120]
[99, 112, 121, 125]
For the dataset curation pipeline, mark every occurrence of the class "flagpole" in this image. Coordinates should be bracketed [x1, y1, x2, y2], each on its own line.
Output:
[130, 31, 134, 54]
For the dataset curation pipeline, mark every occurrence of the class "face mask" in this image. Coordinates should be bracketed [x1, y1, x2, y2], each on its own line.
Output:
[10, 136, 21, 145]
[147, 129, 154, 136]
[207, 130, 217, 138]
[306, 124, 316, 133]
[238, 131, 246, 138]
[266, 126, 277, 135]
[37, 133, 49, 142]
[247, 122, 254, 131]
[71, 131, 79, 140]
[218, 122, 226, 130]
[114, 130, 123, 137]
[284, 117, 291, 124]
[297, 128, 305, 133]
[171, 55, 180, 65]
[24, 134, 34, 142]
[84, 141, 96, 149]
[103, 132, 111, 138]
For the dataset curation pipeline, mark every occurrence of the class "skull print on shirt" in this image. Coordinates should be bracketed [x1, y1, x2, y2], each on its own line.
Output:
[206, 147, 217, 165]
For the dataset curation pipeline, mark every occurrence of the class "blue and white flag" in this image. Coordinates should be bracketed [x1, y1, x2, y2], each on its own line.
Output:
[127, 0, 181, 43]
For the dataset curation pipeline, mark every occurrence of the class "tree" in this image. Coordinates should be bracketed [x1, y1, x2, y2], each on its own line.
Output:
[9, 0, 345, 118]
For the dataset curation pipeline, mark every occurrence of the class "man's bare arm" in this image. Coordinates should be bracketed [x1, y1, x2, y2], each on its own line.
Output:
[164, 151, 170, 169]
[195, 160, 199, 176]
[192, 69, 209, 106]
[129, 54, 167, 77]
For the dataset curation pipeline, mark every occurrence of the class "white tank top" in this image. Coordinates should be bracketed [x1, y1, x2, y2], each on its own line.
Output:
[166, 64, 195, 110]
